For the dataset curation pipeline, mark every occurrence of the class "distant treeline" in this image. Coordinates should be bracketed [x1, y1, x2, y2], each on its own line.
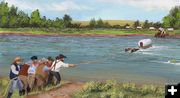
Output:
[88, 19, 163, 29]
[0, 1, 179, 29]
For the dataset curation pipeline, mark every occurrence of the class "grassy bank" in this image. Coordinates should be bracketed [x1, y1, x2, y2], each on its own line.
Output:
[73, 80, 164, 98]
[0, 78, 68, 98]
[0, 79, 165, 98]
[0, 28, 179, 36]
[0, 28, 173, 36]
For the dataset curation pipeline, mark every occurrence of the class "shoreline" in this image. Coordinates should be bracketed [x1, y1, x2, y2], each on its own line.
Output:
[0, 32, 151, 37]
[0, 31, 180, 38]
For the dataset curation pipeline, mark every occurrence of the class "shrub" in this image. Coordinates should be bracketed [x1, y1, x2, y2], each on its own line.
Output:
[83, 81, 103, 93]
[101, 80, 117, 91]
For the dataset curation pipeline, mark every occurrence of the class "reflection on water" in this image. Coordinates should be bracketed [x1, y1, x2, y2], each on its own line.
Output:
[0, 35, 180, 84]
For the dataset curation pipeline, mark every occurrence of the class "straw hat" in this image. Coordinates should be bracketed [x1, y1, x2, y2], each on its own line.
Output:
[14, 56, 23, 62]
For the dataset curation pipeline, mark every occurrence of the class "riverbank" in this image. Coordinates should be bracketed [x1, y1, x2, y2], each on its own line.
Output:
[0, 78, 164, 98]
[0, 28, 179, 38]
[0, 28, 153, 37]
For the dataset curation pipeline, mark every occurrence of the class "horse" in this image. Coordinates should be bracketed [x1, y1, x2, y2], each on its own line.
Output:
[18, 64, 30, 95]
[19, 58, 54, 93]
[35, 60, 49, 90]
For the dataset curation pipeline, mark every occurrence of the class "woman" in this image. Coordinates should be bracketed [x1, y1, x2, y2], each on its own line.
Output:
[7, 57, 24, 98]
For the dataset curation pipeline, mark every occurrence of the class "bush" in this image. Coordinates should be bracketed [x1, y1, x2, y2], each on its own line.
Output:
[73, 80, 164, 98]
[101, 80, 117, 91]
[83, 81, 103, 93]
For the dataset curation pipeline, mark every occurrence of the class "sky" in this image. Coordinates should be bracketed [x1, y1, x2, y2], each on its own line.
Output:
[3, 0, 180, 22]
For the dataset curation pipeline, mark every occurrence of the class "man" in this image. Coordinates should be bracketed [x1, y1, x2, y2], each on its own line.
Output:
[48, 54, 77, 85]
[7, 57, 24, 98]
[47, 56, 54, 68]
[26, 56, 39, 90]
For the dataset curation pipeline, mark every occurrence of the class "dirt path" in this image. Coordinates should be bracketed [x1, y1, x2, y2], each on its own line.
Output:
[26, 82, 83, 98]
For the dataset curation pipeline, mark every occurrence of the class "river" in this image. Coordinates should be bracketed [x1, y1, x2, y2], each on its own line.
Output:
[0, 35, 180, 84]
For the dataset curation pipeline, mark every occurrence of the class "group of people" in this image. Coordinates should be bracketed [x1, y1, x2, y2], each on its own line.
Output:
[7, 54, 77, 98]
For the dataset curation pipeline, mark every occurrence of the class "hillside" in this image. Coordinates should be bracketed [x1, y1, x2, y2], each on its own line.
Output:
[73, 20, 142, 27]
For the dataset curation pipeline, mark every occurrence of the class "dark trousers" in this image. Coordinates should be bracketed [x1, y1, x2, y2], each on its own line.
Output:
[48, 71, 61, 85]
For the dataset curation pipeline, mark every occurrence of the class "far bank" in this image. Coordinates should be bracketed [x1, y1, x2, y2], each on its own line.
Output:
[0, 28, 179, 37]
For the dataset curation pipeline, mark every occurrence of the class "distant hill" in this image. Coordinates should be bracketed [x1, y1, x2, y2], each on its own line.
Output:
[73, 20, 143, 27]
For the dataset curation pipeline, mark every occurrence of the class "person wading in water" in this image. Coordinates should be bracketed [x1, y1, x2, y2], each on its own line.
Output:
[47, 54, 77, 85]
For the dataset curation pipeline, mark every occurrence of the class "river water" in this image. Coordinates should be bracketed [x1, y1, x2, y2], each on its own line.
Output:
[0, 35, 180, 84]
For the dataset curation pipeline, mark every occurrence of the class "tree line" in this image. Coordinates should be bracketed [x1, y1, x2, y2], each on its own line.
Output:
[0, 1, 72, 28]
[0, 1, 179, 29]
[163, 6, 180, 29]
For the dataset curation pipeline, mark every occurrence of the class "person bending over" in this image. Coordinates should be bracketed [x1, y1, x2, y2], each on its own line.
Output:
[48, 54, 77, 85]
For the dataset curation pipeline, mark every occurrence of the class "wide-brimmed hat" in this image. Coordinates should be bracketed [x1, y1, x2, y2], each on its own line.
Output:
[59, 54, 67, 59]
[31, 56, 38, 60]
[47, 56, 54, 61]
[14, 56, 23, 62]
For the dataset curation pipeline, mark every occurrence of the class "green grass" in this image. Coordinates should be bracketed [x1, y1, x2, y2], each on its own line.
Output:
[0, 78, 68, 98]
[0, 79, 166, 98]
[0, 28, 156, 35]
[0, 28, 179, 37]
[73, 80, 164, 98]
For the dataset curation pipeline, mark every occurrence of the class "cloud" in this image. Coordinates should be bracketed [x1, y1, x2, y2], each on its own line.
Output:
[4, 0, 92, 12]
[47, 1, 92, 12]
[4, 0, 39, 11]
[98, 0, 180, 11]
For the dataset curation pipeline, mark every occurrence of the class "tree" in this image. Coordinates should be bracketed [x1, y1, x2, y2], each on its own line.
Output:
[0, 1, 9, 27]
[143, 20, 149, 29]
[96, 18, 104, 28]
[133, 20, 140, 28]
[17, 11, 30, 27]
[163, 6, 180, 29]
[40, 16, 48, 28]
[8, 5, 18, 27]
[104, 22, 110, 28]
[46, 19, 53, 27]
[63, 14, 72, 28]
[89, 18, 96, 28]
[53, 17, 64, 28]
[30, 9, 41, 27]
[153, 22, 162, 28]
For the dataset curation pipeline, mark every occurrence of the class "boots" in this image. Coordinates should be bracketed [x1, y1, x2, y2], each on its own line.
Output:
[19, 91, 23, 96]
[22, 89, 25, 95]
[7, 92, 12, 98]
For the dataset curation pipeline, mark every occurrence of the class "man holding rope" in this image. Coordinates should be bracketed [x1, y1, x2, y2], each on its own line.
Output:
[7, 57, 24, 98]
[47, 54, 77, 85]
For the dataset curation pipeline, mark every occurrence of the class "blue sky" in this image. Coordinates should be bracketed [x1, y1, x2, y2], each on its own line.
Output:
[3, 0, 180, 22]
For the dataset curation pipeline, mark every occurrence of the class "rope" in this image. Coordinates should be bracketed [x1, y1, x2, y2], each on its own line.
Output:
[0, 77, 17, 98]
[1, 80, 12, 98]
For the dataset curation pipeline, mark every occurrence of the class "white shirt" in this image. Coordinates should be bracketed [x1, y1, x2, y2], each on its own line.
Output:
[28, 66, 37, 74]
[26, 60, 38, 74]
[51, 60, 69, 72]
[11, 64, 20, 75]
